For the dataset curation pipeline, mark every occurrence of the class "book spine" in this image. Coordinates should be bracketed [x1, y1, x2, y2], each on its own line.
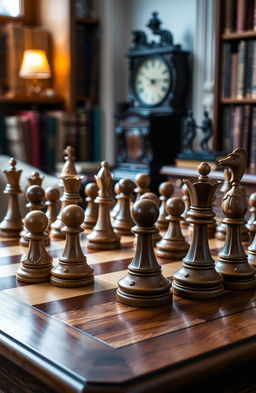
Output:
[245, 40, 253, 98]
[222, 43, 232, 98]
[236, 40, 246, 98]
[236, 0, 246, 31]
[224, 0, 234, 33]
[249, 106, 256, 169]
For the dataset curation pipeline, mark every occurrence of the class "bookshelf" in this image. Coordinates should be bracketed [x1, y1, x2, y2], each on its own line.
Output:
[214, 0, 256, 170]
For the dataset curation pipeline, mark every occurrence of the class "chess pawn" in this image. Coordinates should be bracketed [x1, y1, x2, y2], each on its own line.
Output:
[246, 192, 256, 243]
[27, 171, 44, 187]
[156, 181, 174, 230]
[81, 182, 98, 230]
[51, 175, 82, 239]
[16, 211, 52, 283]
[116, 199, 172, 307]
[172, 162, 224, 299]
[180, 183, 190, 229]
[134, 173, 150, 201]
[113, 179, 134, 236]
[20, 185, 49, 247]
[45, 187, 60, 231]
[111, 183, 120, 219]
[215, 149, 256, 289]
[87, 161, 121, 250]
[0, 158, 23, 238]
[50, 205, 94, 287]
[156, 197, 189, 260]
[59, 146, 77, 187]
[140, 192, 162, 245]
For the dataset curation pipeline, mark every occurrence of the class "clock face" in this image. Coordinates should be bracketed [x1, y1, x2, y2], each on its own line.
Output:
[134, 57, 171, 106]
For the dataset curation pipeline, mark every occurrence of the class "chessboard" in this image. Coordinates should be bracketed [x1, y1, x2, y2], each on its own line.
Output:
[0, 229, 256, 393]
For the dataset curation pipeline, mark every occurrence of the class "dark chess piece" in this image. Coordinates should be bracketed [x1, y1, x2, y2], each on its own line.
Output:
[0, 158, 23, 238]
[45, 187, 60, 231]
[181, 183, 190, 229]
[51, 175, 82, 239]
[156, 181, 174, 230]
[172, 162, 224, 299]
[199, 110, 212, 152]
[140, 192, 162, 245]
[116, 199, 172, 307]
[156, 197, 189, 260]
[20, 185, 50, 247]
[134, 173, 150, 201]
[215, 168, 232, 240]
[182, 110, 197, 152]
[81, 182, 98, 230]
[215, 149, 256, 289]
[113, 179, 135, 236]
[87, 161, 121, 250]
[111, 183, 120, 219]
[27, 171, 44, 187]
[50, 205, 94, 287]
[59, 146, 77, 187]
[246, 193, 256, 243]
[16, 211, 52, 283]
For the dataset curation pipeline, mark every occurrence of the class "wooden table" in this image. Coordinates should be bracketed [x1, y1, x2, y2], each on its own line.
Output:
[0, 232, 256, 393]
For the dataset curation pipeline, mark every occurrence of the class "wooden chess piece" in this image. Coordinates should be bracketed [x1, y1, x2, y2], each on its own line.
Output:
[215, 149, 256, 289]
[81, 182, 98, 230]
[156, 197, 189, 260]
[215, 168, 232, 240]
[116, 199, 172, 307]
[45, 187, 60, 231]
[246, 192, 256, 243]
[20, 185, 49, 247]
[87, 161, 121, 250]
[16, 211, 52, 283]
[140, 192, 162, 245]
[27, 171, 44, 187]
[51, 175, 82, 239]
[0, 158, 23, 238]
[113, 179, 134, 236]
[50, 205, 94, 287]
[156, 181, 174, 230]
[180, 183, 190, 229]
[111, 183, 120, 219]
[59, 146, 77, 187]
[134, 173, 150, 201]
[208, 194, 217, 238]
[172, 162, 224, 299]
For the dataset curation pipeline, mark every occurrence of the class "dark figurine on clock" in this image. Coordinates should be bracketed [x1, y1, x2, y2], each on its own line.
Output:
[113, 12, 190, 192]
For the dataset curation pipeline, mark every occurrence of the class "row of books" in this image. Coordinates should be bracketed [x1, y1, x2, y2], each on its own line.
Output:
[222, 40, 256, 99]
[0, 107, 101, 173]
[224, 0, 256, 33]
[222, 104, 256, 168]
[75, 0, 99, 18]
[0, 22, 51, 97]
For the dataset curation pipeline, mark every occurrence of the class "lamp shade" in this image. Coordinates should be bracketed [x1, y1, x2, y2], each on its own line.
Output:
[19, 50, 51, 79]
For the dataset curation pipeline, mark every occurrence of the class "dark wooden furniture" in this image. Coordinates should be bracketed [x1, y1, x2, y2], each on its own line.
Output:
[0, 227, 256, 392]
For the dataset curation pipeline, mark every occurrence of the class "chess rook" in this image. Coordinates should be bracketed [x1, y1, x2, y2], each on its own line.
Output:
[0, 158, 23, 238]
[113, 179, 134, 236]
[134, 173, 150, 201]
[81, 182, 98, 230]
[87, 161, 121, 250]
[172, 162, 224, 299]
[51, 205, 94, 287]
[156, 181, 174, 230]
[215, 149, 256, 289]
[16, 211, 52, 283]
[117, 199, 172, 307]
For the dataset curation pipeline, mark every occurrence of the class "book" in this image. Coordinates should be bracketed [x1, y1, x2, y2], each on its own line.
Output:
[236, 0, 246, 32]
[249, 106, 256, 169]
[92, 105, 101, 161]
[19, 111, 40, 168]
[4, 116, 27, 162]
[236, 40, 246, 99]
[175, 159, 217, 171]
[0, 114, 6, 155]
[77, 108, 91, 161]
[222, 42, 232, 98]
[251, 41, 256, 98]
[232, 105, 244, 148]
[230, 52, 238, 98]
[245, 40, 254, 98]
[241, 105, 251, 151]
[224, 0, 235, 33]
[222, 106, 233, 151]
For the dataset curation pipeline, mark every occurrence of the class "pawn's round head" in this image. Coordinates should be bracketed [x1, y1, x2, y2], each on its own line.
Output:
[26, 185, 45, 202]
[85, 182, 98, 198]
[140, 192, 160, 207]
[198, 162, 211, 178]
[166, 197, 185, 216]
[249, 192, 256, 207]
[119, 178, 134, 195]
[132, 199, 159, 227]
[159, 181, 174, 197]
[45, 187, 60, 202]
[25, 210, 48, 234]
[135, 173, 150, 188]
[61, 204, 84, 228]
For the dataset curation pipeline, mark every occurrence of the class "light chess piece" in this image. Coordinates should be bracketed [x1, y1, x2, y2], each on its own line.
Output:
[246, 192, 256, 243]
[172, 162, 224, 299]
[87, 161, 121, 250]
[134, 173, 150, 201]
[215, 149, 256, 289]
[45, 187, 60, 231]
[116, 199, 172, 307]
[27, 171, 44, 187]
[156, 181, 174, 230]
[16, 211, 52, 283]
[215, 168, 232, 240]
[51, 205, 94, 287]
[81, 182, 98, 230]
[113, 179, 134, 236]
[0, 158, 23, 238]
[156, 197, 189, 260]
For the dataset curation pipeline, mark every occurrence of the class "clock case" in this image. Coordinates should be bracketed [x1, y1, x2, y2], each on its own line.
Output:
[113, 12, 190, 192]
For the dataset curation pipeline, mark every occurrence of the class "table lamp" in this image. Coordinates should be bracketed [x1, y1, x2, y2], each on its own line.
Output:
[19, 49, 51, 95]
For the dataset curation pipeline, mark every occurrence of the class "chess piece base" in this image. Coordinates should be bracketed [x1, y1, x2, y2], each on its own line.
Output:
[155, 221, 168, 230]
[81, 221, 95, 230]
[50, 229, 66, 239]
[0, 229, 21, 238]
[51, 260, 94, 287]
[172, 280, 224, 299]
[16, 265, 51, 283]
[215, 258, 256, 289]
[50, 275, 94, 288]
[156, 238, 189, 260]
[87, 239, 121, 250]
[116, 288, 171, 307]
[114, 227, 133, 236]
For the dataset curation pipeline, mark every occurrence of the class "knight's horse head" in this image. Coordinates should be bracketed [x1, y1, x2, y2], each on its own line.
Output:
[218, 148, 247, 184]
